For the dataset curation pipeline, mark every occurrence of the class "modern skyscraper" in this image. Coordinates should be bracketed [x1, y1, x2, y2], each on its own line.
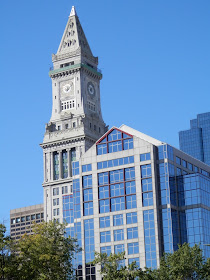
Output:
[10, 204, 44, 241]
[41, 7, 210, 280]
[179, 112, 210, 165]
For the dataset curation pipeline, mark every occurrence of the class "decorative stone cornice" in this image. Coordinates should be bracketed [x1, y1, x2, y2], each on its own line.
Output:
[49, 63, 102, 79]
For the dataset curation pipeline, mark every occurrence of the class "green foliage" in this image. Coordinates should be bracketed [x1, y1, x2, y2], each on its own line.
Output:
[152, 243, 210, 280]
[93, 243, 210, 280]
[14, 221, 80, 280]
[92, 251, 145, 280]
[0, 221, 80, 280]
[0, 224, 12, 279]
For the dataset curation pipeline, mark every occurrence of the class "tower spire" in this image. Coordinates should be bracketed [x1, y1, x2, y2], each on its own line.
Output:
[57, 6, 93, 56]
[70, 6, 77, 17]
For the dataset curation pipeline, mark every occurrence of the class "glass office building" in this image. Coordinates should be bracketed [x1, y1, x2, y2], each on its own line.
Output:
[58, 125, 210, 279]
[179, 112, 210, 165]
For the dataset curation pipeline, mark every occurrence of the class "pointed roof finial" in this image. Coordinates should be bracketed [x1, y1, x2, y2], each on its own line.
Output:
[70, 6, 77, 17]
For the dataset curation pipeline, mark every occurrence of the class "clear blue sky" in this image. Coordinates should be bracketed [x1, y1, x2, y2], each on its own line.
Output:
[0, 0, 210, 228]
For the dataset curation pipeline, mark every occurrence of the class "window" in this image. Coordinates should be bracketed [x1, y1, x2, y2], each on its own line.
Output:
[97, 129, 133, 155]
[87, 101, 96, 112]
[99, 199, 109, 213]
[100, 217, 110, 228]
[127, 227, 138, 239]
[142, 176, 153, 207]
[53, 187, 59, 196]
[53, 198, 59, 206]
[126, 212, 137, 224]
[194, 166, 199, 172]
[113, 214, 123, 226]
[83, 175, 92, 188]
[125, 167, 135, 181]
[72, 161, 79, 176]
[114, 244, 124, 254]
[128, 258, 140, 267]
[83, 189, 93, 202]
[114, 229, 124, 241]
[65, 124, 68, 129]
[84, 202, 93, 216]
[110, 169, 124, 183]
[101, 246, 111, 256]
[126, 195, 137, 209]
[11, 219, 15, 224]
[36, 214, 40, 219]
[73, 122, 76, 128]
[71, 148, 76, 162]
[142, 192, 153, 206]
[61, 99, 75, 111]
[100, 231, 111, 243]
[141, 164, 152, 178]
[62, 151, 68, 178]
[53, 208, 59, 216]
[57, 126, 61, 130]
[97, 156, 134, 170]
[128, 242, 139, 254]
[98, 172, 109, 186]
[142, 178, 152, 192]
[176, 168, 182, 176]
[31, 215, 35, 220]
[140, 153, 151, 161]
[82, 164, 92, 173]
[26, 216, 30, 221]
[126, 181, 136, 195]
[176, 156, 181, 165]
[99, 186, 109, 199]
[53, 152, 59, 180]
[62, 186, 68, 194]
[21, 217, 25, 222]
[110, 183, 124, 197]
[188, 163, 193, 171]
[182, 160, 187, 168]
[111, 197, 125, 211]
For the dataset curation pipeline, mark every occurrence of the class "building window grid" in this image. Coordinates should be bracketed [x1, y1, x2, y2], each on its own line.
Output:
[114, 229, 124, 241]
[61, 99, 75, 111]
[96, 129, 133, 155]
[97, 156, 134, 170]
[62, 150, 68, 178]
[127, 227, 138, 239]
[98, 168, 136, 213]
[141, 173, 153, 207]
[140, 153, 151, 162]
[83, 175, 93, 216]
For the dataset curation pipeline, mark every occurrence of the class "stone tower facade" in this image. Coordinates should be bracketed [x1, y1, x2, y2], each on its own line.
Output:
[41, 6, 107, 221]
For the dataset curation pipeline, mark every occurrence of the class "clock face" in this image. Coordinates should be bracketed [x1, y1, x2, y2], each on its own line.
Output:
[61, 81, 74, 97]
[87, 82, 95, 97]
[63, 83, 72, 94]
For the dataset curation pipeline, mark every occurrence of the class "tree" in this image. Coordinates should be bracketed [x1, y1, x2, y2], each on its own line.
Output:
[0, 224, 11, 279]
[151, 243, 210, 280]
[13, 221, 81, 280]
[92, 251, 146, 280]
[93, 244, 210, 280]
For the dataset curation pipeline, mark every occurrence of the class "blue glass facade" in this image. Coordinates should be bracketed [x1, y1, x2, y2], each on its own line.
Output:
[179, 112, 210, 165]
[158, 144, 210, 258]
[61, 128, 210, 279]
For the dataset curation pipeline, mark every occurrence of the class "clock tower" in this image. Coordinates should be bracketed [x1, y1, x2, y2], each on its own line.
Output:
[41, 6, 107, 221]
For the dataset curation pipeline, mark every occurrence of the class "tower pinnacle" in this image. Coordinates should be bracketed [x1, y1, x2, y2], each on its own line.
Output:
[70, 6, 77, 17]
[57, 6, 92, 56]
